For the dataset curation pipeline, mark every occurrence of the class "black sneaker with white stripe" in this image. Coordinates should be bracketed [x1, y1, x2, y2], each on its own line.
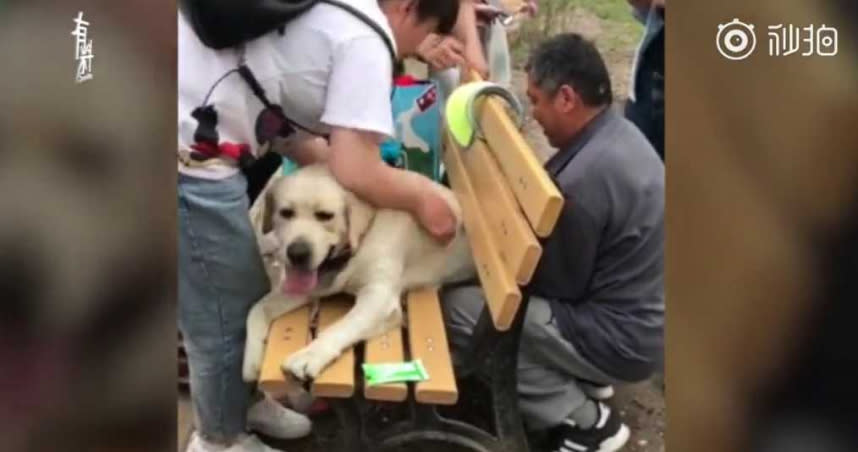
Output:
[548, 401, 630, 452]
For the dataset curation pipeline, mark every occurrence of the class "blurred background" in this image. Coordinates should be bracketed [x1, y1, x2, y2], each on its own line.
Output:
[0, 0, 176, 450]
[0, 0, 855, 451]
[668, 0, 858, 451]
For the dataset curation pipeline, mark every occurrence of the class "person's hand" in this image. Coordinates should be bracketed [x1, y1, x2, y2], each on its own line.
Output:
[414, 188, 458, 245]
[416, 34, 466, 72]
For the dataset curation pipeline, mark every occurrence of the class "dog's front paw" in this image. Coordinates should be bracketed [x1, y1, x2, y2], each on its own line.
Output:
[283, 343, 339, 381]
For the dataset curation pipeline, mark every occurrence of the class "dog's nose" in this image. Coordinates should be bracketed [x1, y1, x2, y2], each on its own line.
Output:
[286, 241, 312, 268]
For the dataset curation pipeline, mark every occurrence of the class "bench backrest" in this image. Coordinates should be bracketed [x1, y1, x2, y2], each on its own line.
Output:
[443, 70, 563, 331]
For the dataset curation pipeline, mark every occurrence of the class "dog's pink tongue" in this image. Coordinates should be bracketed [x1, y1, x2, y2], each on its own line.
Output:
[282, 269, 318, 295]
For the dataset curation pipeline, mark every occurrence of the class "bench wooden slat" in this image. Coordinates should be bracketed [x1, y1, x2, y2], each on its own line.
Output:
[463, 68, 563, 238]
[443, 132, 522, 330]
[258, 306, 311, 396]
[457, 137, 542, 285]
[312, 297, 356, 398]
[363, 326, 408, 402]
[406, 289, 458, 405]
[477, 97, 563, 237]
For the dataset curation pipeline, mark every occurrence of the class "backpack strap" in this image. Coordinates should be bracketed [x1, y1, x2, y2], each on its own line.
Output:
[236, 0, 400, 132]
[319, 0, 398, 75]
[236, 63, 321, 136]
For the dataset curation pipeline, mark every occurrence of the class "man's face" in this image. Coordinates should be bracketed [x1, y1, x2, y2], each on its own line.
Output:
[526, 75, 566, 149]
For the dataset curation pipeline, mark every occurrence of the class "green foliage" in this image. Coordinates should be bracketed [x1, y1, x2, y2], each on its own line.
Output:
[509, 0, 644, 68]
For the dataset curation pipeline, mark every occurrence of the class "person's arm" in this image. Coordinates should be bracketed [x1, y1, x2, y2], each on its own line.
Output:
[452, 0, 488, 78]
[556, 199, 600, 296]
[534, 193, 600, 301]
[326, 128, 455, 243]
[320, 36, 457, 243]
[327, 127, 422, 211]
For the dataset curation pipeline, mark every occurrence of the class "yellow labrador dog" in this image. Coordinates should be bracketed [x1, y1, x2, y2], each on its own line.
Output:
[243, 164, 475, 382]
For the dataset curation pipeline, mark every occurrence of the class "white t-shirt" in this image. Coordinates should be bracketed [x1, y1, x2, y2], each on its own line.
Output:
[178, 0, 397, 179]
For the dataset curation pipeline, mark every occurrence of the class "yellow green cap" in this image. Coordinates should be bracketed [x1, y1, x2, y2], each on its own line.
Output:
[445, 81, 524, 149]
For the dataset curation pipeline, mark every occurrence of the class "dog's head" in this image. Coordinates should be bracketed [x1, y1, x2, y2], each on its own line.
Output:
[264, 164, 374, 296]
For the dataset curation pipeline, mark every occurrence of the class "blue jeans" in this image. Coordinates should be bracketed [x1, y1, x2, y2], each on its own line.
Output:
[178, 172, 270, 443]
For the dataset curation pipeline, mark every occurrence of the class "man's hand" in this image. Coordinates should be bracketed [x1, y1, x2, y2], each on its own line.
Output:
[414, 187, 458, 245]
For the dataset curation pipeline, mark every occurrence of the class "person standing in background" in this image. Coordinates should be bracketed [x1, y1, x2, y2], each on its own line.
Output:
[625, 0, 664, 160]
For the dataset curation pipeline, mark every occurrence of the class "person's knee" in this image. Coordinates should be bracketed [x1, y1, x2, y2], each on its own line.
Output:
[519, 297, 556, 342]
[441, 284, 485, 327]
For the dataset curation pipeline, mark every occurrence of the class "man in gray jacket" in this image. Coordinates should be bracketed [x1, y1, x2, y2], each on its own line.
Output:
[443, 33, 664, 452]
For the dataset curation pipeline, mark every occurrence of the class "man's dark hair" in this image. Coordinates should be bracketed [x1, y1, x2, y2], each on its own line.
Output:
[410, 0, 460, 35]
[526, 33, 613, 106]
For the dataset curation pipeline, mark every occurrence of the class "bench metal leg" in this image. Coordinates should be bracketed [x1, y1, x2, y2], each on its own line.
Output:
[329, 398, 365, 452]
[472, 294, 531, 452]
[373, 401, 497, 452]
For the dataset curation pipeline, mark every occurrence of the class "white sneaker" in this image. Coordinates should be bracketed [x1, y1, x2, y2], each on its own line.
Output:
[247, 393, 312, 439]
[185, 432, 286, 452]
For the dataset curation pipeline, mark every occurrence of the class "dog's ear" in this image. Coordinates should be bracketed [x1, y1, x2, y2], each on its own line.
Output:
[261, 189, 275, 234]
[257, 231, 280, 256]
[345, 192, 375, 251]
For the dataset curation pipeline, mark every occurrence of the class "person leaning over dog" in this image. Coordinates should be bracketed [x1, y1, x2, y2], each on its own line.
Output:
[442, 33, 664, 452]
[178, 1, 464, 451]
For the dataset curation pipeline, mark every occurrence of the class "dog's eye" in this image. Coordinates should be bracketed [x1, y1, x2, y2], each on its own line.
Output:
[314, 211, 334, 221]
[279, 208, 294, 219]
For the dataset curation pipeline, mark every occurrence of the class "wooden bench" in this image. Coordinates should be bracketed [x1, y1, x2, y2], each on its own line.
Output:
[251, 71, 563, 452]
